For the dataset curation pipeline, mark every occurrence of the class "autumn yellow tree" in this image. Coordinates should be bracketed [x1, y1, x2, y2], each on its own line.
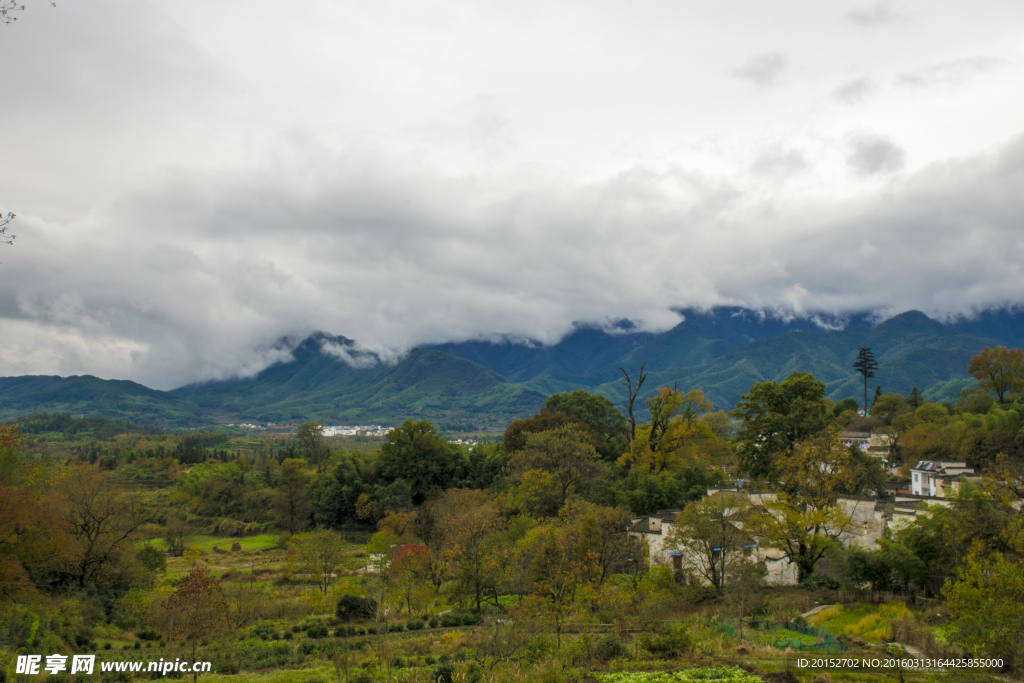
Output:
[619, 387, 718, 472]
[969, 345, 1024, 403]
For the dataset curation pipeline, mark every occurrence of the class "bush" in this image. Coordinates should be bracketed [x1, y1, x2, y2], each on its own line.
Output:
[392, 623, 405, 632]
[356, 628, 366, 636]
[594, 634, 628, 661]
[408, 617, 425, 630]
[353, 676, 371, 683]
[336, 594, 378, 622]
[283, 631, 293, 640]
[429, 616, 439, 628]
[432, 663, 456, 683]
[641, 623, 694, 657]
[306, 624, 329, 639]
[136, 627, 161, 641]
[298, 640, 316, 655]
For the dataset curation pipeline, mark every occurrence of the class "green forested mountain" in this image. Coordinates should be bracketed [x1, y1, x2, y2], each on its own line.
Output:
[0, 374, 214, 427]
[2, 309, 1019, 429]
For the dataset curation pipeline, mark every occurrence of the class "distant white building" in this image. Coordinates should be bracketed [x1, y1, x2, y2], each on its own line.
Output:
[629, 489, 888, 587]
[909, 460, 977, 497]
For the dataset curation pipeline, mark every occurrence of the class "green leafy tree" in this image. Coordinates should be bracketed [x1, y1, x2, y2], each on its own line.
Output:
[297, 528, 345, 595]
[969, 345, 1024, 403]
[751, 429, 864, 580]
[503, 407, 586, 454]
[296, 421, 328, 463]
[378, 420, 457, 505]
[274, 458, 310, 534]
[944, 551, 1024, 669]
[665, 491, 754, 595]
[544, 390, 628, 459]
[908, 386, 923, 409]
[732, 372, 834, 479]
[511, 424, 601, 510]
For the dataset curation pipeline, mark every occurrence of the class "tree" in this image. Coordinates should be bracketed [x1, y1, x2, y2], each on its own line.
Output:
[274, 458, 310, 534]
[750, 429, 864, 580]
[296, 422, 327, 463]
[53, 466, 144, 588]
[544, 390, 628, 460]
[619, 362, 648, 446]
[378, 420, 457, 505]
[619, 387, 720, 473]
[1, 1, 53, 25]
[417, 488, 491, 589]
[944, 550, 1024, 670]
[160, 566, 228, 683]
[387, 543, 431, 615]
[665, 491, 753, 595]
[908, 386, 923, 409]
[440, 501, 501, 612]
[872, 384, 883, 407]
[969, 345, 1024, 403]
[502, 407, 586, 454]
[517, 521, 601, 648]
[165, 512, 194, 558]
[297, 528, 345, 595]
[511, 424, 600, 509]
[558, 500, 635, 584]
[852, 346, 878, 415]
[732, 372, 833, 479]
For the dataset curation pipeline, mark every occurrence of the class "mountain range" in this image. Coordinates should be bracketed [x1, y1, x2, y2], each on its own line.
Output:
[2, 307, 1022, 431]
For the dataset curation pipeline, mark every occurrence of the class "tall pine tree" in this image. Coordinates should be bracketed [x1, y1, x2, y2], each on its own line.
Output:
[852, 347, 878, 416]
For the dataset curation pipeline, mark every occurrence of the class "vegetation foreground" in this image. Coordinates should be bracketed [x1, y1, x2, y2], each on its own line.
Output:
[2, 346, 1024, 682]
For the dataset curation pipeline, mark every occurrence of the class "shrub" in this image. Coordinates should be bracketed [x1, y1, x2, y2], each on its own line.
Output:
[298, 640, 316, 655]
[429, 616, 439, 628]
[432, 663, 456, 683]
[392, 623, 405, 632]
[306, 624, 329, 639]
[594, 634, 627, 661]
[283, 631, 293, 640]
[640, 623, 694, 657]
[136, 627, 161, 641]
[408, 617, 425, 630]
[357, 628, 366, 636]
[353, 676, 371, 683]
[336, 594, 378, 622]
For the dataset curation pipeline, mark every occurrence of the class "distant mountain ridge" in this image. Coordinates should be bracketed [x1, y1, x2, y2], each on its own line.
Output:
[2, 307, 1022, 429]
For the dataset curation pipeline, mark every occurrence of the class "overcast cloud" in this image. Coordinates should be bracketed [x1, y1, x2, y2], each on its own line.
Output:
[1, 0, 1023, 389]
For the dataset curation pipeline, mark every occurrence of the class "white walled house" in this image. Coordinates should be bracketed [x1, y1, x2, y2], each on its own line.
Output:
[629, 489, 888, 587]
[909, 460, 977, 497]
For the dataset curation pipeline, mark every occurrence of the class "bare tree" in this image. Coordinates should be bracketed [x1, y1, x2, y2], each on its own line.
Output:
[618, 361, 647, 446]
[1, 1, 55, 25]
[0, 213, 14, 246]
[54, 466, 144, 588]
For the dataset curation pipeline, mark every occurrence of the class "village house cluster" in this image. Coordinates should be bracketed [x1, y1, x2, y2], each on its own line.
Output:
[630, 458, 979, 587]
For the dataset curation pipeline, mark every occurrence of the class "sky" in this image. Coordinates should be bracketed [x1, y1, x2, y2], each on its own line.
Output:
[2, 0, 1024, 389]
